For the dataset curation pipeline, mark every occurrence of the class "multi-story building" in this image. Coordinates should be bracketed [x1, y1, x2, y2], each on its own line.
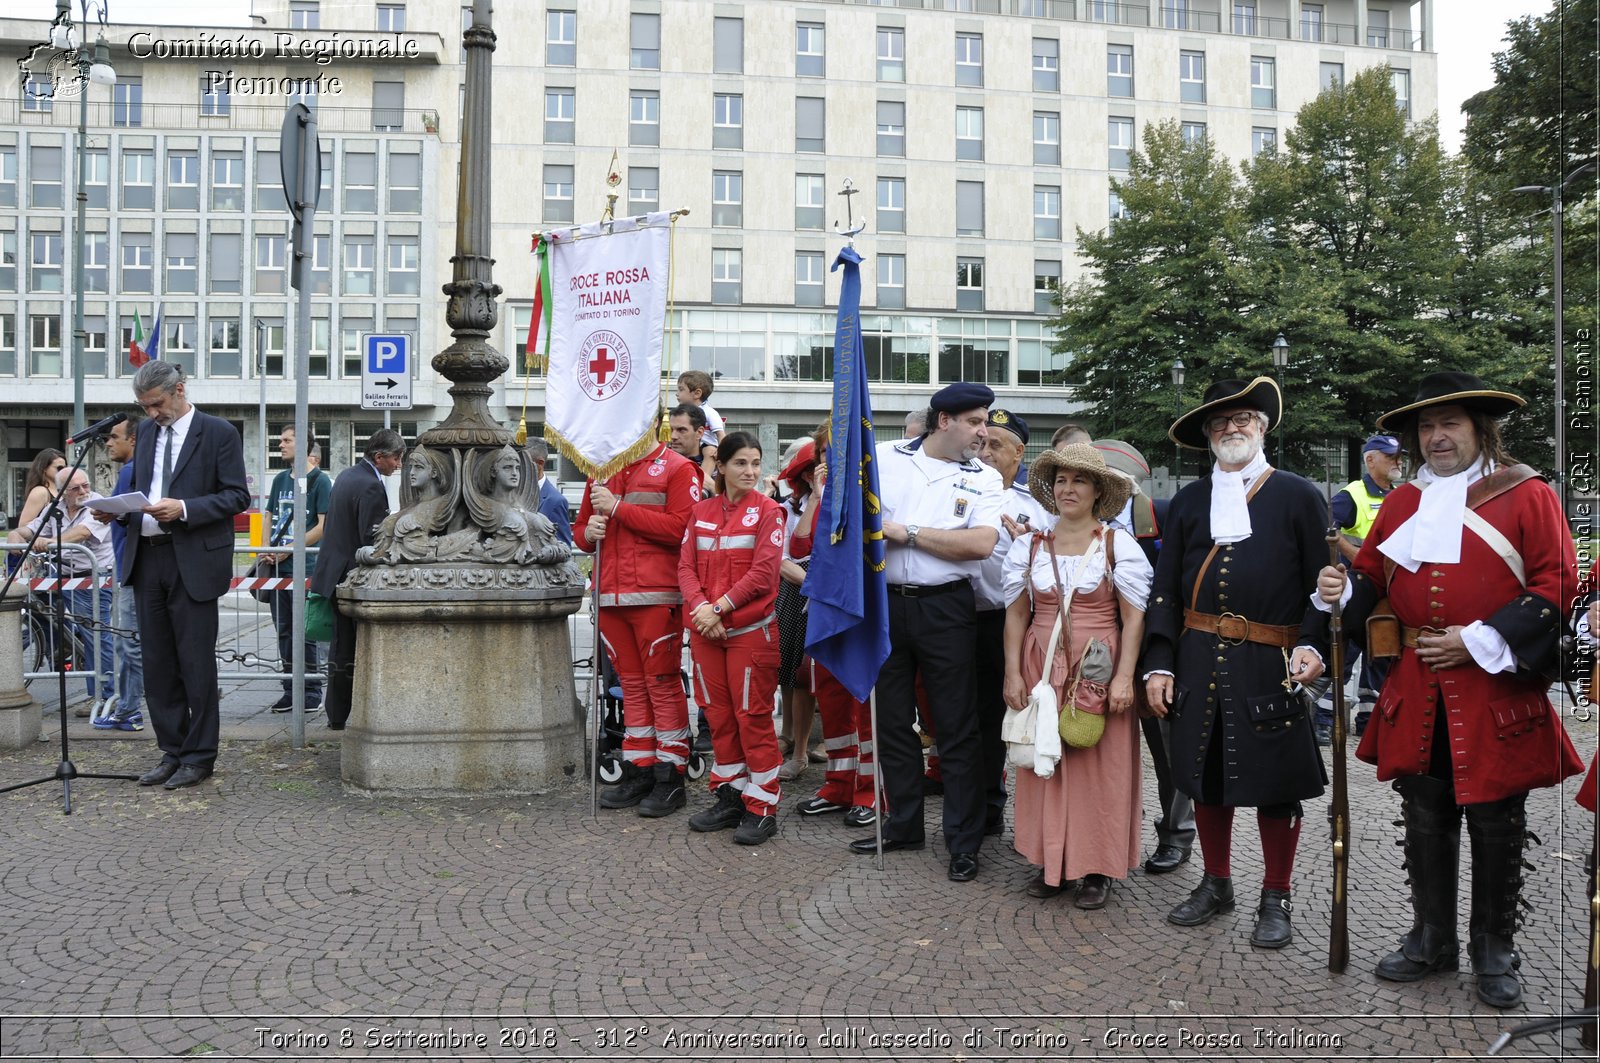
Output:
[0, 0, 1435, 509]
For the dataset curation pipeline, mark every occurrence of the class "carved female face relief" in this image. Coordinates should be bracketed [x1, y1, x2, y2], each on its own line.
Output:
[493, 449, 521, 491]
[407, 450, 433, 490]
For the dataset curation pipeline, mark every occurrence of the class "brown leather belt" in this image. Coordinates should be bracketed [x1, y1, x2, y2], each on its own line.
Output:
[1401, 625, 1442, 649]
[1183, 609, 1299, 648]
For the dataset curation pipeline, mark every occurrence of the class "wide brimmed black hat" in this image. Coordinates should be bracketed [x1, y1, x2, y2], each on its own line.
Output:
[1375, 371, 1525, 433]
[1168, 377, 1282, 451]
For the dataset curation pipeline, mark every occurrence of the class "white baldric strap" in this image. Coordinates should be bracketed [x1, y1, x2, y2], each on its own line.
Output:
[1463, 510, 1525, 588]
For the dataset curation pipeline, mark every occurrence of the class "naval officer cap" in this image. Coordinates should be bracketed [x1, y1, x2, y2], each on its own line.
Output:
[929, 381, 995, 415]
[986, 409, 1029, 445]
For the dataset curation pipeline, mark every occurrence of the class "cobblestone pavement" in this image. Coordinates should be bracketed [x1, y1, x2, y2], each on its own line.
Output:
[0, 691, 1594, 1062]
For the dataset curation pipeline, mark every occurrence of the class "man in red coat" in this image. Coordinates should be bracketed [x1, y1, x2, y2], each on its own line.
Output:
[575, 440, 700, 816]
[1318, 371, 1583, 1008]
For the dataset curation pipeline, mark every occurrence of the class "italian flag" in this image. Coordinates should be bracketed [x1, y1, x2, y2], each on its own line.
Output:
[128, 305, 162, 368]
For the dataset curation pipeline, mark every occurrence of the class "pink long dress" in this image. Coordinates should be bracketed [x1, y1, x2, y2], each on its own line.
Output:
[1013, 559, 1143, 887]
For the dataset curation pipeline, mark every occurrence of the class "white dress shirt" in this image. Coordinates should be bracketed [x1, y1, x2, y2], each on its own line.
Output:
[876, 438, 1004, 587]
[142, 405, 196, 536]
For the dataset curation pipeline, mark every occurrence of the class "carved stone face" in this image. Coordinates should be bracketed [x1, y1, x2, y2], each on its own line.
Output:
[407, 450, 433, 490]
[494, 451, 521, 490]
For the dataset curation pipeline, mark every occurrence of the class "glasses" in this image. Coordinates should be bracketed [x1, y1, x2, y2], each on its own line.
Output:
[1204, 412, 1259, 434]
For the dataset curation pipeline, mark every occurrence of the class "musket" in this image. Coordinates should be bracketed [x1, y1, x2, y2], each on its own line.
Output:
[1326, 525, 1350, 973]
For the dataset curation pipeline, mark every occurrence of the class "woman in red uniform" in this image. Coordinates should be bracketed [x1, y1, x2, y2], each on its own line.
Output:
[679, 432, 788, 845]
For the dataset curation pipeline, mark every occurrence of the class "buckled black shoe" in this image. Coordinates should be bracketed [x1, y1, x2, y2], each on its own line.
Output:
[1250, 888, 1293, 948]
[947, 852, 979, 882]
[1469, 934, 1523, 1009]
[1143, 844, 1191, 874]
[1375, 927, 1459, 982]
[1167, 874, 1235, 926]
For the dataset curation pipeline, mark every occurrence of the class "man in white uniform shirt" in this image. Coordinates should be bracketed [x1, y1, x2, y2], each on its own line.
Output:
[853, 382, 1005, 882]
[972, 409, 1052, 838]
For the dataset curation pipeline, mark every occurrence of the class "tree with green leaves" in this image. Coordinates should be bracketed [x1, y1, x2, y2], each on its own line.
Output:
[1051, 121, 1260, 470]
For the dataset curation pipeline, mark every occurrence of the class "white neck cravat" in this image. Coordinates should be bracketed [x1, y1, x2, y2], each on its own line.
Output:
[1209, 448, 1270, 544]
[1378, 459, 1491, 571]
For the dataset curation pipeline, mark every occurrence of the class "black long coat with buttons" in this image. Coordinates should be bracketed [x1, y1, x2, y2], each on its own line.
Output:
[1141, 470, 1331, 807]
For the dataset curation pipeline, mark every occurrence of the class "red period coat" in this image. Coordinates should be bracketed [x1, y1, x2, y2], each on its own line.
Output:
[1349, 475, 1583, 804]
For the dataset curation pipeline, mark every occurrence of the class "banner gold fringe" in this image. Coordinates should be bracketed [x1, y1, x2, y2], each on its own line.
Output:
[545, 421, 660, 483]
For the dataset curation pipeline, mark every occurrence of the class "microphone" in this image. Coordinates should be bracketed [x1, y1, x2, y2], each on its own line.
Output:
[66, 411, 128, 445]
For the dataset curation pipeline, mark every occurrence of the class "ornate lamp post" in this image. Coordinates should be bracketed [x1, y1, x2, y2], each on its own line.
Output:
[1271, 332, 1289, 465]
[1170, 357, 1186, 485]
[46, 0, 117, 438]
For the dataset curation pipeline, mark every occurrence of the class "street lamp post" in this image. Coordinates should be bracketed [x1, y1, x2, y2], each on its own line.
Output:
[1170, 358, 1186, 486]
[1513, 159, 1597, 508]
[1271, 332, 1290, 465]
[47, 0, 116, 443]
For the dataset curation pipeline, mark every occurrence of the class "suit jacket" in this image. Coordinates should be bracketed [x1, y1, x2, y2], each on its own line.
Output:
[121, 410, 249, 601]
[311, 459, 390, 599]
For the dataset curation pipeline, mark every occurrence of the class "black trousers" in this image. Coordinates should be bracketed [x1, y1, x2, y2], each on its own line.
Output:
[876, 584, 983, 854]
[324, 601, 357, 728]
[974, 608, 1009, 830]
[133, 540, 221, 768]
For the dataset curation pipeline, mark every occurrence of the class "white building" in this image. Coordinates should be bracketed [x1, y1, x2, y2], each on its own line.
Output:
[0, 0, 1435, 507]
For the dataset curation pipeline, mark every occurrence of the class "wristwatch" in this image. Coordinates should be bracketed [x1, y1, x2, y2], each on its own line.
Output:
[711, 602, 723, 615]
[906, 525, 921, 549]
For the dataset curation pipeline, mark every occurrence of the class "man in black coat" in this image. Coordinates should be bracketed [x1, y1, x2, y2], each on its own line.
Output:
[1141, 377, 1330, 949]
[311, 429, 403, 730]
[123, 361, 250, 789]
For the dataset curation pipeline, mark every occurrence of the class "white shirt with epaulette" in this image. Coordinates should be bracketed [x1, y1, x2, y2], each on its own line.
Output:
[876, 438, 1005, 587]
[973, 480, 1055, 611]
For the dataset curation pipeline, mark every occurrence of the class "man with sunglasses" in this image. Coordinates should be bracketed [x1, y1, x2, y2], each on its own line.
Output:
[1140, 377, 1331, 951]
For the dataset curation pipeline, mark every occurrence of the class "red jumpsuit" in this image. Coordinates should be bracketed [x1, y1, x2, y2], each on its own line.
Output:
[575, 444, 699, 770]
[678, 490, 786, 815]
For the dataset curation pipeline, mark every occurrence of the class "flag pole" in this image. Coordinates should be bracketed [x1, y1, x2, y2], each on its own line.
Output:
[589, 536, 602, 818]
[869, 687, 884, 870]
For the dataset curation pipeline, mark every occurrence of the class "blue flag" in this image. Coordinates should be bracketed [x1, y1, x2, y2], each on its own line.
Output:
[802, 245, 890, 702]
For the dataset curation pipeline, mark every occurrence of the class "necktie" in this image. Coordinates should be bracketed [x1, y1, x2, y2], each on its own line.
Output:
[161, 427, 174, 498]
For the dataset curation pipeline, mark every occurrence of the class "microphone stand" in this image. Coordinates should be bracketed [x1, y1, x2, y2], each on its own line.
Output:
[0, 433, 137, 813]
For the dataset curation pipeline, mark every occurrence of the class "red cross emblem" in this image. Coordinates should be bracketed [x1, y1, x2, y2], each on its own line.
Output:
[588, 346, 617, 385]
[576, 330, 632, 401]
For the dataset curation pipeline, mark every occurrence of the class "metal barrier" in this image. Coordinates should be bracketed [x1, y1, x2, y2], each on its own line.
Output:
[7, 541, 111, 695]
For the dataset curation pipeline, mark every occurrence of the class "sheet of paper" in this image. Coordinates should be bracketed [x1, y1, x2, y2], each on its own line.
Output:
[82, 492, 153, 516]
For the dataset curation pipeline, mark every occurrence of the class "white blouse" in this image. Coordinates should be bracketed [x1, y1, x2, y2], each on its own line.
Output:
[1001, 527, 1153, 612]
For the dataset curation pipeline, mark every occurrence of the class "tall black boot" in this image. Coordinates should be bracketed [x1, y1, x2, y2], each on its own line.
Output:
[1466, 793, 1529, 1009]
[599, 761, 655, 809]
[1376, 775, 1461, 981]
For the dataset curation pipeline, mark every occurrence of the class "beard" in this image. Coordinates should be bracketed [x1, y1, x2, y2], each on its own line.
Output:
[1213, 435, 1261, 466]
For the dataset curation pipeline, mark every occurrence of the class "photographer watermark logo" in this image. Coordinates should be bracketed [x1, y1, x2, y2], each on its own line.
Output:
[16, 43, 88, 102]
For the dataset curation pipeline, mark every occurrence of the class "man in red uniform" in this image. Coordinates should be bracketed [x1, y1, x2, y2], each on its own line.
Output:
[1317, 371, 1584, 1008]
[575, 438, 700, 817]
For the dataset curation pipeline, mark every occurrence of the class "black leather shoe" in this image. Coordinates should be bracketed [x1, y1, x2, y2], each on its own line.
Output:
[1025, 871, 1064, 898]
[984, 813, 1005, 837]
[849, 835, 924, 854]
[1075, 874, 1111, 909]
[1470, 934, 1523, 1009]
[138, 760, 179, 787]
[162, 764, 213, 790]
[1168, 873, 1235, 926]
[1375, 926, 1459, 982]
[1250, 888, 1293, 948]
[948, 852, 979, 881]
[1143, 844, 1191, 874]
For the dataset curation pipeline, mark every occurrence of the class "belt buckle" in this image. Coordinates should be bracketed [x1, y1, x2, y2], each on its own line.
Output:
[1216, 611, 1250, 646]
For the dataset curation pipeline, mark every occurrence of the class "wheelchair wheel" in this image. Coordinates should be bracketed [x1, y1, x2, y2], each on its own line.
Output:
[596, 751, 623, 784]
[686, 750, 708, 781]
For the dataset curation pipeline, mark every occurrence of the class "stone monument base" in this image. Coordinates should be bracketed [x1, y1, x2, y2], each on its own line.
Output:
[0, 585, 40, 749]
[338, 569, 585, 794]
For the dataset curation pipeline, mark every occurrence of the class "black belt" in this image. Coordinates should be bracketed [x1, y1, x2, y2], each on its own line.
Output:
[144, 533, 173, 545]
[887, 579, 966, 598]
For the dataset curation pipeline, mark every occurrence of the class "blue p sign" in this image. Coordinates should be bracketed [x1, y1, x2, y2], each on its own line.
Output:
[368, 336, 406, 374]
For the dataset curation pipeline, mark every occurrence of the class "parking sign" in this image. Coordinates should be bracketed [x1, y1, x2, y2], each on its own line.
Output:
[361, 334, 414, 410]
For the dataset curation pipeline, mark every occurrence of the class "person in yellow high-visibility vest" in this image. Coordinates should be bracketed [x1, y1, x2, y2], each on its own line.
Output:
[1318, 434, 1403, 742]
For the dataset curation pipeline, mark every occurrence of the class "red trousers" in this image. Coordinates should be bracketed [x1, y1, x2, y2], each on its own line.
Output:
[807, 658, 878, 811]
[598, 604, 690, 769]
[691, 623, 783, 815]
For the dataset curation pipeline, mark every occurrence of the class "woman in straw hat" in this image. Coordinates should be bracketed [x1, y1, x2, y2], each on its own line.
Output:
[1001, 444, 1152, 908]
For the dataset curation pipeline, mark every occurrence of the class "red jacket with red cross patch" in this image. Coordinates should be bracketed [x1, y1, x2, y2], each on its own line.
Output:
[678, 491, 786, 632]
[574, 443, 699, 606]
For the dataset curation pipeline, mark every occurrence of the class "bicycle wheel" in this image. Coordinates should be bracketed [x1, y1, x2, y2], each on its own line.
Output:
[22, 611, 50, 689]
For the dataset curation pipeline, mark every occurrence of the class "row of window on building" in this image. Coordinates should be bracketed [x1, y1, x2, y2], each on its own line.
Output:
[0, 141, 421, 216]
[0, 304, 421, 381]
[552, 7, 1414, 81]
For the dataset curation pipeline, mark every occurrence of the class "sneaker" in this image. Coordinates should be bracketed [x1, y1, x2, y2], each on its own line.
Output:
[733, 811, 778, 846]
[305, 700, 324, 716]
[797, 796, 846, 816]
[844, 805, 877, 828]
[92, 715, 118, 730]
[269, 693, 294, 712]
[113, 712, 145, 732]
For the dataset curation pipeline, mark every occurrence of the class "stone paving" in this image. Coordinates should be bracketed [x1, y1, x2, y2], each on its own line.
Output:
[0, 688, 1593, 1061]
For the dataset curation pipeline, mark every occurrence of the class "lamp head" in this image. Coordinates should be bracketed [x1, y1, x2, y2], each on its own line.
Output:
[1171, 358, 1186, 388]
[1271, 332, 1289, 369]
[88, 37, 115, 84]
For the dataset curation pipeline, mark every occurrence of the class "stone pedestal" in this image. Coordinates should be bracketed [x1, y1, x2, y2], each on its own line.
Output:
[0, 584, 40, 749]
[338, 566, 585, 793]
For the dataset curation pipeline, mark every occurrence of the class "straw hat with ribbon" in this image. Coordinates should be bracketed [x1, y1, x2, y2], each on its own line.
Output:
[1029, 443, 1133, 520]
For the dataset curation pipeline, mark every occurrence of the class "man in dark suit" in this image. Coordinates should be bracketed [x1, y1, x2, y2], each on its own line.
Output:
[312, 429, 403, 731]
[123, 361, 249, 790]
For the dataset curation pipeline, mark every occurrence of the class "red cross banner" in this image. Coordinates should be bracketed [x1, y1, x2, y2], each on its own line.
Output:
[541, 212, 672, 480]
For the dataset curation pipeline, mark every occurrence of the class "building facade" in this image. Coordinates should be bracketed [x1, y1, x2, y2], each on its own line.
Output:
[0, 0, 1435, 508]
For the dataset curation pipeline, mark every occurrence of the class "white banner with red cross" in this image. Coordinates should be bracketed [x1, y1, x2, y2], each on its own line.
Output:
[537, 212, 672, 481]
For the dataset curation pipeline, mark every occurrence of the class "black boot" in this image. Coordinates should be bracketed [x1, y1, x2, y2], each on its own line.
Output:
[637, 762, 686, 818]
[689, 784, 746, 832]
[599, 762, 655, 809]
[1376, 775, 1461, 982]
[1466, 794, 1528, 1009]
